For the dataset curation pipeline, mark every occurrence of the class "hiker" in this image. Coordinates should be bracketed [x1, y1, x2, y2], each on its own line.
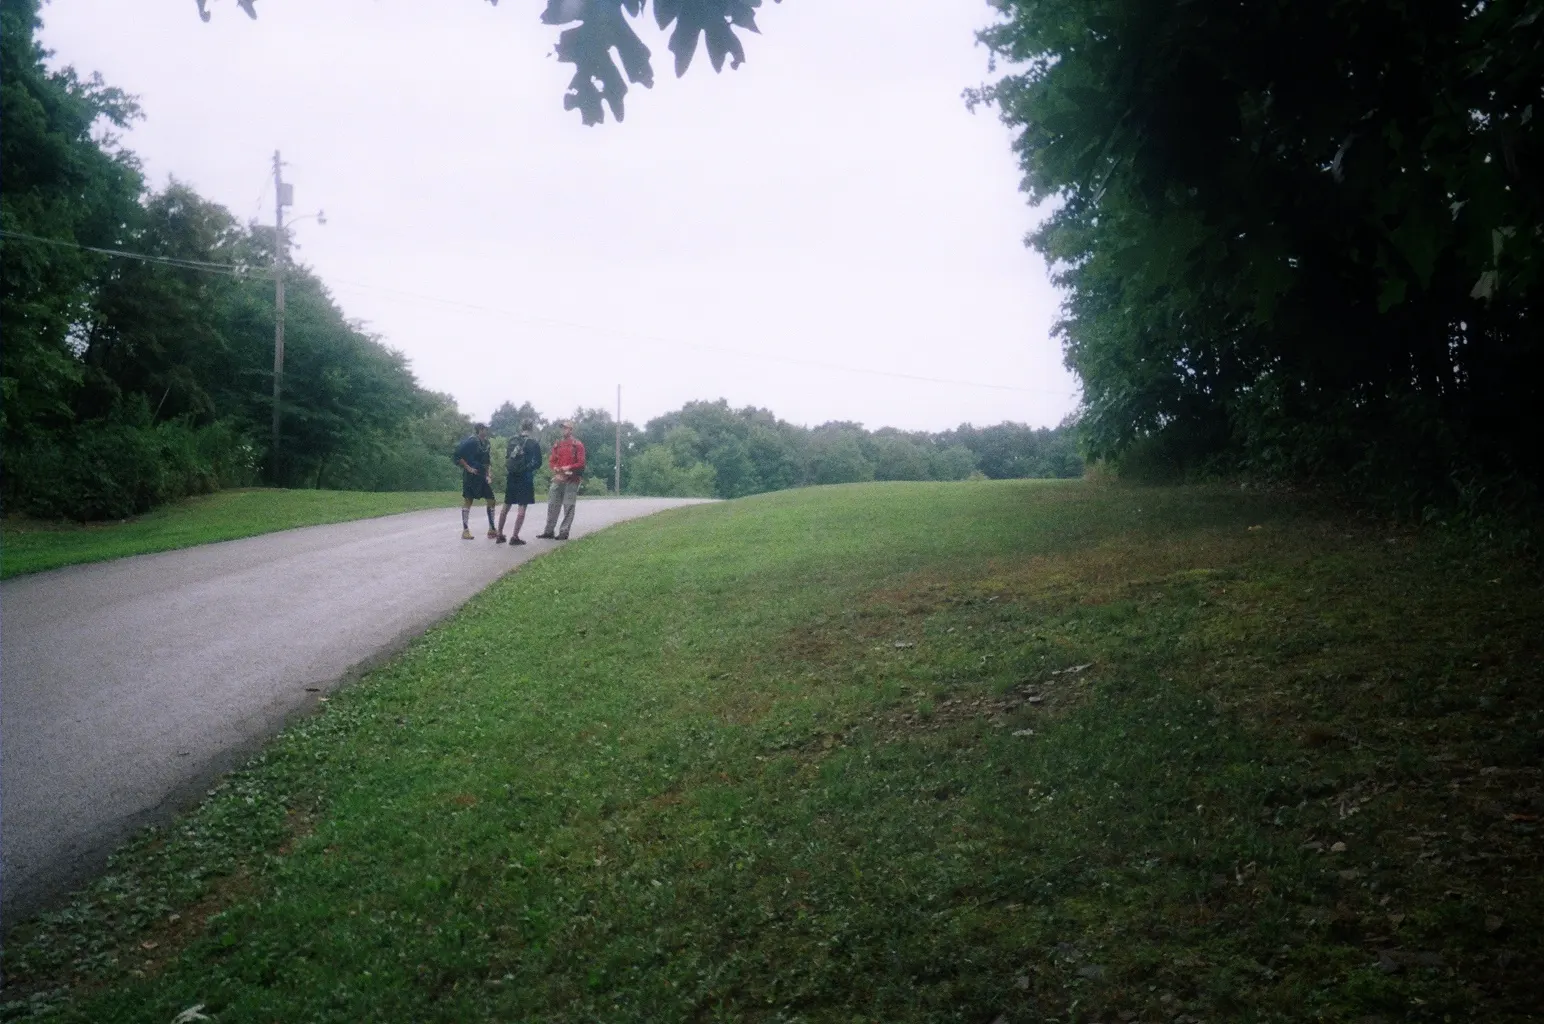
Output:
[497, 419, 542, 546]
[537, 419, 585, 541]
[454, 423, 497, 540]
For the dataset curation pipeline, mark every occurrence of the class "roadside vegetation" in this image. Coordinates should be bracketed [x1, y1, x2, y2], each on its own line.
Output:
[0, 488, 456, 579]
[3, 480, 1539, 1022]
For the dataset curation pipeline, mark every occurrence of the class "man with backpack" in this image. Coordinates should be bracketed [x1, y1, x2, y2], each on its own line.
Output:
[454, 423, 497, 541]
[496, 419, 542, 546]
[537, 419, 586, 541]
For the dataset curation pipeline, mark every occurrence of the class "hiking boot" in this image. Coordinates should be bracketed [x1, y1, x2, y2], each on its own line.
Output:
[487, 529, 498, 540]
[536, 532, 555, 539]
[510, 537, 527, 546]
[495, 534, 507, 544]
[461, 528, 474, 540]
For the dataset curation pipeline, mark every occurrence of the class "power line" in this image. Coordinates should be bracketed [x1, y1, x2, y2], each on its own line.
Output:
[324, 277, 1080, 398]
[1, 227, 1080, 399]
[0, 228, 268, 278]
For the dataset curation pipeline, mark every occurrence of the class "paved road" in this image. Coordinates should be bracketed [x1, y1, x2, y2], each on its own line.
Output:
[1, 497, 707, 922]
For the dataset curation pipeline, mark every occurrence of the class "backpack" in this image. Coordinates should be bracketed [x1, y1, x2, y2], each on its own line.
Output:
[507, 436, 538, 475]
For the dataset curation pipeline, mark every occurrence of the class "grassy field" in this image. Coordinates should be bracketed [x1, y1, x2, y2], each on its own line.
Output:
[3, 480, 1540, 1022]
[0, 488, 459, 579]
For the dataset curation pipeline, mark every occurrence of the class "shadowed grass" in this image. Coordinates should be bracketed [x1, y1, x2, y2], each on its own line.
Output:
[1, 488, 459, 579]
[3, 480, 1540, 1022]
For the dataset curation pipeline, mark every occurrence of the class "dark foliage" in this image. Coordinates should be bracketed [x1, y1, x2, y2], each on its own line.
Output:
[2, 0, 465, 519]
[973, 0, 1543, 515]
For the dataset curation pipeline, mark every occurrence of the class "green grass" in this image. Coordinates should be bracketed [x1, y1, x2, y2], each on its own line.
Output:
[1, 488, 459, 578]
[4, 480, 1541, 1022]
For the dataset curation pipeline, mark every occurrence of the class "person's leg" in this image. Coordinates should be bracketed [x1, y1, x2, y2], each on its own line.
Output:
[540, 479, 563, 537]
[485, 498, 498, 538]
[512, 504, 528, 541]
[557, 480, 579, 538]
[496, 502, 510, 541]
[460, 499, 473, 538]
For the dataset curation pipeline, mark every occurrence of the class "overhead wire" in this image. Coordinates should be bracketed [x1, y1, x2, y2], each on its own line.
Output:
[0, 227, 1080, 399]
[0, 228, 268, 278]
[249, 166, 273, 225]
[325, 276, 1080, 398]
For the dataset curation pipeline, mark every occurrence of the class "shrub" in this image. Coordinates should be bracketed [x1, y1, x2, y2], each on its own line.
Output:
[2, 402, 258, 521]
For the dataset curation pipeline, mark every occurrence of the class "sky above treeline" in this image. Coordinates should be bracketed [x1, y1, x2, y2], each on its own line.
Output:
[39, 0, 1079, 433]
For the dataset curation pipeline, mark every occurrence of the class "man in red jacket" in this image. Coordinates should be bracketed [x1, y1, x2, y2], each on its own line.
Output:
[537, 420, 586, 541]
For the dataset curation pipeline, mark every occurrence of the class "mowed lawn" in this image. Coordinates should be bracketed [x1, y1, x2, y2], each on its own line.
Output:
[0, 488, 459, 579]
[4, 481, 1541, 1022]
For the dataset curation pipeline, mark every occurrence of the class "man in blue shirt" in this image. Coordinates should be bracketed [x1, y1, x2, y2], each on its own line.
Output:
[454, 423, 497, 540]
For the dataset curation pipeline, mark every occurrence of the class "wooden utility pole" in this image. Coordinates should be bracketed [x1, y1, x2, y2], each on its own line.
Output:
[615, 385, 622, 495]
[271, 150, 291, 484]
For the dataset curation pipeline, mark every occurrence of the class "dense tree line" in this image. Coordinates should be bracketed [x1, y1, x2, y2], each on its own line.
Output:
[1, 0, 468, 519]
[486, 398, 1082, 499]
[974, 0, 1542, 513]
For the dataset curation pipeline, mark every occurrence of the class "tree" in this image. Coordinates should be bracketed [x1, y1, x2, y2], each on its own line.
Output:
[1, 0, 142, 447]
[195, 0, 782, 126]
[973, 0, 1542, 505]
[2, 2, 481, 513]
[490, 400, 543, 437]
[942, 422, 1081, 480]
[76, 182, 252, 425]
[864, 430, 932, 482]
[628, 431, 716, 497]
[805, 424, 874, 486]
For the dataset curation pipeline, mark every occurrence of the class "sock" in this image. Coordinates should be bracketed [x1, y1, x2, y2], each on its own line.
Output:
[461, 508, 470, 529]
[486, 506, 496, 529]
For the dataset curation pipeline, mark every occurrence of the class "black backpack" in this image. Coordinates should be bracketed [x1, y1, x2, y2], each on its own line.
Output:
[507, 436, 539, 475]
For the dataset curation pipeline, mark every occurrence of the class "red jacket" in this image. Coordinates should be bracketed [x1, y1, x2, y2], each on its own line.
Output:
[550, 437, 586, 478]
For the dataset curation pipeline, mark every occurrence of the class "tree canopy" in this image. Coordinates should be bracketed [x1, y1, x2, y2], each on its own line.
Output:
[973, 0, 1542, 509]
[2, 0, 470, 517]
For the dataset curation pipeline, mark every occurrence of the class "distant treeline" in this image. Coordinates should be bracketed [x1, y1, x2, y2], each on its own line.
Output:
[489, 399, 1082, 500]
[2, 1, 471, 519]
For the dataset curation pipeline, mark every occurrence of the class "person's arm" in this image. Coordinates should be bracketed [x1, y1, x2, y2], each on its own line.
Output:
[573, 440, 587, 475]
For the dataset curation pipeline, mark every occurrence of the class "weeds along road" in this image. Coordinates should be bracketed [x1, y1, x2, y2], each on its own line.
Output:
[0, 497, 710, 923]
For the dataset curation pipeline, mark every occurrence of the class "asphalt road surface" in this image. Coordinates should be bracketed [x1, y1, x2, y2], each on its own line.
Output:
[1, 497, 708, 922]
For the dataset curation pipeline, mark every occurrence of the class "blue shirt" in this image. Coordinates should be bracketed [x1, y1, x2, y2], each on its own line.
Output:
[454, 434, 489, 474]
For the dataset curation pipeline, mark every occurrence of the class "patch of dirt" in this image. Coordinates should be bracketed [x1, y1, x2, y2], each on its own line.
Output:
[867, 667, 1096, 743]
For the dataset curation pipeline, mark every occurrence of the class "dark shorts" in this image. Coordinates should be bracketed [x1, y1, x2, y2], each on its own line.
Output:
[462, 471, 494, 502]
[505, 471, 536, 507]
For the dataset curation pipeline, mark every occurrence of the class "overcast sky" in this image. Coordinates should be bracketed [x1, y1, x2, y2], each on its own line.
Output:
[39, 0, 1077, 433]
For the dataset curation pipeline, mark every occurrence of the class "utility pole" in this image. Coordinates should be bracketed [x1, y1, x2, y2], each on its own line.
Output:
[615, 385, 622, 495]
[271, 150, 291, 484]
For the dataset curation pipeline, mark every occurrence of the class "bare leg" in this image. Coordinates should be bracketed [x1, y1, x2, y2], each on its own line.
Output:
[513, 505, 528, 538]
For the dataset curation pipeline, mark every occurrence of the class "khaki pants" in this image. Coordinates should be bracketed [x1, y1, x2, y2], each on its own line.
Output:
[544, 478, 580, 537]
